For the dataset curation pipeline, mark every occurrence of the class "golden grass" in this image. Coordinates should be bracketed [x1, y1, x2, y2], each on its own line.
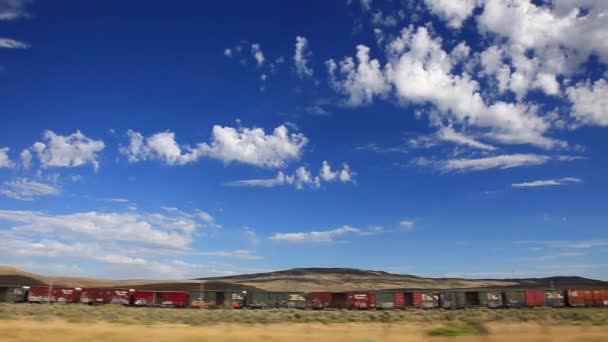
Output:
[1, 304, 608, 326]
[1, 320, 608, 342]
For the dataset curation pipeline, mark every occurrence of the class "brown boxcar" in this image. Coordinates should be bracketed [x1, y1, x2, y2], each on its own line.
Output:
[525, 290, 546, 306]
[567, 290, 594, 306]
[308, 292, 332, 309]
[347, 292, 376, 309]
[593, 290, 608, 306]
[411, 291, 439, 308]
[27, 286, 80, 303]
[80, 288, 132, 305]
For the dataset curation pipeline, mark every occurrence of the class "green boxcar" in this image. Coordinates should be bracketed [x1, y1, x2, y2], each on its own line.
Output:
[440, 292, 466, 308]
[0, 286, 27, 303]
[376, 292, 396, 309]
[247, 291, 307, 308]
[478, 291, 503, 308]
[504, 290, 526, 307]
[189, 290, 245, 308]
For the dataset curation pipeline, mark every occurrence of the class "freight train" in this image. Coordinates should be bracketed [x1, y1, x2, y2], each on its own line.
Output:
[1, 285, 607, 309]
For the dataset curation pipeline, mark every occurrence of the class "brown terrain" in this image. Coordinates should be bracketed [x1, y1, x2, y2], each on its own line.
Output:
[2, 265, 606, 291]
[1, 320, 608, 342]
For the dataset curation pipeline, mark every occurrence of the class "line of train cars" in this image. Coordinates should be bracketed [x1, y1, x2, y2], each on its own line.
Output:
[1, 285, 608, 309]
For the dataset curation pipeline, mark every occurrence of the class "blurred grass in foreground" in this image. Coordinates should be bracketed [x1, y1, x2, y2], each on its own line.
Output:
[0, 303, 607, 326]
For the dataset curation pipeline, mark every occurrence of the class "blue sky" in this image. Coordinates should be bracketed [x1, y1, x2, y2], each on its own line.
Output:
[0, 0, 607, 280]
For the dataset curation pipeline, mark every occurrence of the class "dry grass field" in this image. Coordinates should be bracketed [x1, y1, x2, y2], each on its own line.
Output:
[2, 320, 608, 342]
[1, 304, 608, 341]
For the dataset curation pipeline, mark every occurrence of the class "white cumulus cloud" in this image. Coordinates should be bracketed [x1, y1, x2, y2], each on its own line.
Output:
[121, 124, 308, 168]
[0, 147, 15, 168]
[31, 130, 105, 171]
[567, 79, 608, 127]
[424, 0, 477, 28]
[327, 45, 390, 106]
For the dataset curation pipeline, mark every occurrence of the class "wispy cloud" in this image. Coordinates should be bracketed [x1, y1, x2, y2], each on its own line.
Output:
[0, 37, 29, 49]
[443, 154, 550, 171]
[201, 249, 263, 260]
[0, 0, 31, 21]
[399, 220, 415, 230]
[269, 225, 360, 243]
[512, 177, 582, 188]
[225, 161, 355, 189]
[1, 178, 60, 200]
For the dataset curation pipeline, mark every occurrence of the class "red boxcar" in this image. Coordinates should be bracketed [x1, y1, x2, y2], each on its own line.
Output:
[347, 292, 376, 309]
[567, 290, 595, 307]
[308, 292, 332, 309]
[593, 290, 608, 307]
[525, 290, 546, 306]
[80, 288, 132, 305]
[131, 290, 188, 307]
[27, 286, 80, 304]
[131, 290, 155, 306]
[158, 291, 189, 307]
[412, 292, 439, 308]
[393, 292, 405, 308]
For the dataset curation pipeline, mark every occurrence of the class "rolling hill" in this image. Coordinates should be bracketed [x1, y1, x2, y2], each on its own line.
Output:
[1, 266, 606, 291]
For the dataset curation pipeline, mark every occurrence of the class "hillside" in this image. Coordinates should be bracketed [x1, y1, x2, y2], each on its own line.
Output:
[2, 266, 606, 291]
[196, 267, 519, 291]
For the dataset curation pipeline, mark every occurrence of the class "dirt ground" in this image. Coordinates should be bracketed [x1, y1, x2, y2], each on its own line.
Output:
[1, 320, 608, 342]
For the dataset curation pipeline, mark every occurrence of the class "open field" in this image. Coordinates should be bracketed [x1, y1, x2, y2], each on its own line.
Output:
[1, 304, 607, 341]
[1, 320, 608, 342]
[1, 304, 607, 326]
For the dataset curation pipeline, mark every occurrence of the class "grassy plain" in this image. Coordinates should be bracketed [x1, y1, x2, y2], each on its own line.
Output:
[1, 304, 607, 341]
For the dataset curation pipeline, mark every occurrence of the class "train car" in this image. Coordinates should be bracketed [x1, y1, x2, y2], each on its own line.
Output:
[440, 291, 466, 309]
[545, 290, 566, 307]
[504, 290, 526, 307]
[405, 291, 439, 308]
[27, 286, 80, 304]
[189, 290, 245, 308]
[246, 291, 307, 309]
[131, 290, 189, 307]
[308, 292, 332, 309]
[307, 291, 375, 309]
[525, 290, 546, 306]
[478, 290, 503, 308]
[347, 292, 376, 309]
[80, 288, 133, 305]
[0, 286, 28, 303]
[592, 290, 608, 307]
[375, 292, 405, 309]
[158, 291, 189, 307]
[567, 290, 595, 307]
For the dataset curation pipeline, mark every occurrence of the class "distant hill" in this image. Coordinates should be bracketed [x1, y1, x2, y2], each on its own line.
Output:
[1, 266, 606, 291]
